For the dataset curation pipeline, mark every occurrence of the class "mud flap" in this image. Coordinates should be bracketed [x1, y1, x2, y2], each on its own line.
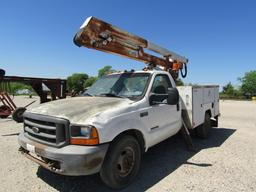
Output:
[181, 119, 196, 152]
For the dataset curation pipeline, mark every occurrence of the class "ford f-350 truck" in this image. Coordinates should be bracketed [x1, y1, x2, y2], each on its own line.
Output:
[18, 17, 219, 189]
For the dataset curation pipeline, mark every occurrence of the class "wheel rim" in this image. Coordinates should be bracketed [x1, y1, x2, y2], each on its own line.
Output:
[17, 110, 24, 118]
[116, 146, 135, 177]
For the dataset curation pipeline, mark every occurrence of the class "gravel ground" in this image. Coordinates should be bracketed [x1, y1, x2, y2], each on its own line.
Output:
[0, 96, 256, 192]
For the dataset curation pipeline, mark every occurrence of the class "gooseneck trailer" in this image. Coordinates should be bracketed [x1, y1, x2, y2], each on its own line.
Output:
[0, 69, 66, 122]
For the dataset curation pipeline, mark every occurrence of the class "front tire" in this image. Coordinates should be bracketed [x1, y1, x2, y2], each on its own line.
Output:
[100, 135, 141, 189]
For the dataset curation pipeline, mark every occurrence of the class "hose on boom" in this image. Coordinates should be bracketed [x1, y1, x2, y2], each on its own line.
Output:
[180, 64, 187, 78]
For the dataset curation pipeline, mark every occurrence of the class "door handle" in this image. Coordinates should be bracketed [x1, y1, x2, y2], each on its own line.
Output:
[140, 111, 148, 117]
[177, 103, 180, 111]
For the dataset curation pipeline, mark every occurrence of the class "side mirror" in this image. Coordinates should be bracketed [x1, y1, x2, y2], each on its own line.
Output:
[149, 87, 179, 105]
[167, 88, 179, 105]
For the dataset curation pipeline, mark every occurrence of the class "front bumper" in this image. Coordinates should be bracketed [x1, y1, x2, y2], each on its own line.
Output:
[18, 131, 109, 176]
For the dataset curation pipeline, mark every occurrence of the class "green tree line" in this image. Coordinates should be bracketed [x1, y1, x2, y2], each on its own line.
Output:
[220, 70, 256, 99]
[0, 82, 33, 94]
[0, 65, 114, 95]
[3, 67, 256, 100]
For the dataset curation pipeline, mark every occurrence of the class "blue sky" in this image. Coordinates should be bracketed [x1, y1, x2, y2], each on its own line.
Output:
[0, 0, 255, 87]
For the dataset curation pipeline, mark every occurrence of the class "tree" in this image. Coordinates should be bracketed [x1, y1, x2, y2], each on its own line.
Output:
[83, 65, 116, 89]
[67, 73, 88, 92]
[222, 82, 235, 95]
[98, 65, 113, 77]
[84, 76, 98, 88]
[239, 70, 256, 97]
[175, 78, 184, 86]
[9, 82, 33, 94]
[221, 82, 243, 99]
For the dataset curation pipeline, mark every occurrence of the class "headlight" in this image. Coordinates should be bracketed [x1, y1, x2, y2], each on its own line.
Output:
[80, 127, 91, 137]
[70, 125, 99, 145]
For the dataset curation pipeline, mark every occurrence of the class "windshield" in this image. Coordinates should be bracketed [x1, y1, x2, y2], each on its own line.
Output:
[84, 73, 150, 99]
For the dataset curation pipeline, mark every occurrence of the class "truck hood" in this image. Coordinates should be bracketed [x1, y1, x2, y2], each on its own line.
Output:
[27, 96, 132, 123]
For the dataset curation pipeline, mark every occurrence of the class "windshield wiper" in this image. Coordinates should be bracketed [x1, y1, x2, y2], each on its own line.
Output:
[98, 93, 124, 98]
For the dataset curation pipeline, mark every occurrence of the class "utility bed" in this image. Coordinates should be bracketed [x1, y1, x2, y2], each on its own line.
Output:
[178, 85, 219, 129]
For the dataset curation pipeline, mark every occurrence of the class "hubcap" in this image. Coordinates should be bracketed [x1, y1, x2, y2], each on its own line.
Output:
[116, 146, 135, 177]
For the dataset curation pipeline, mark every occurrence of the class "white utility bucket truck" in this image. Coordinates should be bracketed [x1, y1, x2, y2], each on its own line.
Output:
[18, 16, 219, 189]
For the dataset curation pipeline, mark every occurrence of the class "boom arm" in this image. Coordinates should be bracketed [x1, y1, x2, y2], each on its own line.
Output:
[74, 16, 188, 79]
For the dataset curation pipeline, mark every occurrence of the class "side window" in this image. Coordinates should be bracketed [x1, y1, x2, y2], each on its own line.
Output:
[151, 74, 172, 94]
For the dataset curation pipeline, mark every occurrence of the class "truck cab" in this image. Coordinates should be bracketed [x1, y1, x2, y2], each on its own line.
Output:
[82, 70, 182, 148]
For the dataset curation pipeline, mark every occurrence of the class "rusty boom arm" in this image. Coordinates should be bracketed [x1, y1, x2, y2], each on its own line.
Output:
[73, 16, 188, 79]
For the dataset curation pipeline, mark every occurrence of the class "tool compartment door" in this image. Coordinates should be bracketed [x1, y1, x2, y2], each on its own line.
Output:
[178, 86, 193, 129]
[203, 87, 215, 104]
[192, 87, 204, 128]
[214, 87, 220, 116]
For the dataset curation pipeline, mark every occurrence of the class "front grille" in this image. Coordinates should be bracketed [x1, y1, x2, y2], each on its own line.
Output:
[23, 112, 69, 147]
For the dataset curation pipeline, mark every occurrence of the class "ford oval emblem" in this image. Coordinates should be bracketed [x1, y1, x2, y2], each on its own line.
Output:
[32, 127, 40, 133]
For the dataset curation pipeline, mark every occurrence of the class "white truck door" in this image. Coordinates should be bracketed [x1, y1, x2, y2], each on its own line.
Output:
[146, 74, 181, 146]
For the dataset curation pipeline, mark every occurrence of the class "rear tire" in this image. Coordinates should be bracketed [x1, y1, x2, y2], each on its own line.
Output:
[12, 107, 26, 123]
[100, 135, 141, 189]
[196, 113, 211, 138]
